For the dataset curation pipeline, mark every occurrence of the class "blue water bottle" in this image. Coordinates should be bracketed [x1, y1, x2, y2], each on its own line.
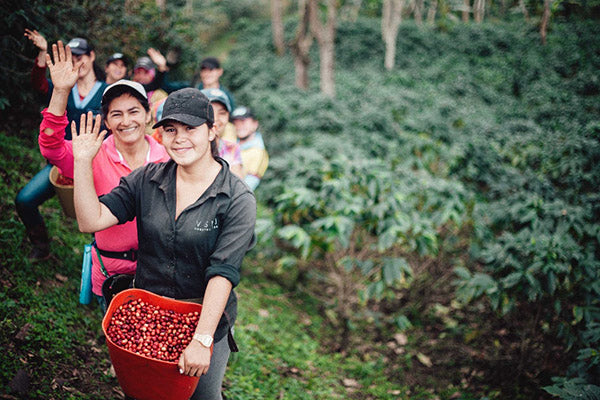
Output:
[79, 244, 93, 304]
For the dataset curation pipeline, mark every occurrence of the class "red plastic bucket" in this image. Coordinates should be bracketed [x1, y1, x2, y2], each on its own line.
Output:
[102, 288, 206, 400]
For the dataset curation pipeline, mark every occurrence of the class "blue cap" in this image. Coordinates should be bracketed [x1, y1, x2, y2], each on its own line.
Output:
[201, 88, 232, 113]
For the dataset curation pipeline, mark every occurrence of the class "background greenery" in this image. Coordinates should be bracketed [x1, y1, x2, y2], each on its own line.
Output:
[1, 0, 599, 399]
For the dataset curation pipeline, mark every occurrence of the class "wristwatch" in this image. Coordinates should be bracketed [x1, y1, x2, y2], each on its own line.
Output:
[193, 333, 214, 348]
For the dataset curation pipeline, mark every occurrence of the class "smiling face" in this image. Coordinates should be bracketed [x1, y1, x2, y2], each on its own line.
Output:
[133, 68, 154, 85]
[200, 67, 223, 89]
[232, 117, 259, 141]
[105, 60, 127, 84]
[104, 93, 151, 146]
[160, 121, 217, 167]
[210, 102, 230, 138]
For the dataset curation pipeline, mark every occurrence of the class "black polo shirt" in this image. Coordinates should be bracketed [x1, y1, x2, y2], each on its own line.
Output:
[99, 158, 256, 341]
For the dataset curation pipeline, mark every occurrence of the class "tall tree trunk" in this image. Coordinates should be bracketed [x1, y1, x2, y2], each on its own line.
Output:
[271, 0, 286, 56]
[462, 0, 470, 22]
[309, 0, 337, 97]
[540, 0, 551, 45]
[427, 0, 438, 24]
[473, 0, 485, 23]
[414, 0, 424, 26]
[382, 0, 404, 71]
[291, 0, 313, 90]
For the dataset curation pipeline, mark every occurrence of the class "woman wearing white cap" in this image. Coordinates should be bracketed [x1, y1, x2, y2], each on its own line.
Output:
[37, 40, 170, 312]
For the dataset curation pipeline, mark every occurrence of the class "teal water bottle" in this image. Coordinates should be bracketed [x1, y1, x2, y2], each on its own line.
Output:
[79, 244, 93, 304]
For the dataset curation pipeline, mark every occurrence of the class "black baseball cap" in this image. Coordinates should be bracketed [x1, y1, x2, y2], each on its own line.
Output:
[152, 88, 214, 129]
[67, 38, 92, 55]
[231, 106, 256, 121]
[106, 53, 128, 67]
[200, 57, 220, 70]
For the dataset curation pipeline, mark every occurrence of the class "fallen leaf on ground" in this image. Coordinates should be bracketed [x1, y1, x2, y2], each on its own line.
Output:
[258, 309, 270, 317]
[416, 352, 433, 367]
[55, 273, 68, 282]
[394, 333, 408, 346]
[342, 378, 361, 388]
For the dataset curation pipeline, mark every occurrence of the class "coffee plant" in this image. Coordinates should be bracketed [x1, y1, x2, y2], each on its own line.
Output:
[226, 16, 600, 393]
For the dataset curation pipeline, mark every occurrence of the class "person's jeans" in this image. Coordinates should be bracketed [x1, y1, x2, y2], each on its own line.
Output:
[15, 164, 55, 228]
[189, 333, 232, 400]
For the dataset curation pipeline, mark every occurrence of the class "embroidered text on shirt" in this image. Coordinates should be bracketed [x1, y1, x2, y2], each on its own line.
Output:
[194, 217, 219, 232]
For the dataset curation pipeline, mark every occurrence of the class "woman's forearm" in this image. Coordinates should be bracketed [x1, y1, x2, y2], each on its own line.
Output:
[73, 157, 118, 233]
[46, 88, 71, 120]
[194, 276, 233, 338]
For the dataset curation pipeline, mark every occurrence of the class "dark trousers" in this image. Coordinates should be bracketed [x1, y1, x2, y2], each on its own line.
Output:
[15, 164, 55, 228]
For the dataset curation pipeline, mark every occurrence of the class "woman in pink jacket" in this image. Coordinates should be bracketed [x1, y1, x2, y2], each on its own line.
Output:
[38, 40, 170, 312]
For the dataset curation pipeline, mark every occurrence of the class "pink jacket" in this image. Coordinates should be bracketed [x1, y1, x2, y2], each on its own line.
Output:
[39, 109, 170, 295]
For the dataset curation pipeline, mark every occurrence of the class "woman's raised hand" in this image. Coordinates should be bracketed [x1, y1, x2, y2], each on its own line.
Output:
[45, 41, 82, 91]
[72, 112, 105, 163]
[147, 48, 168, 72]
[24, 29, 48, 52]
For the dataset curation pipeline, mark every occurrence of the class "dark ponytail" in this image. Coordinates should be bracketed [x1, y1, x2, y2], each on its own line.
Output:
[210, 139, 219, 159]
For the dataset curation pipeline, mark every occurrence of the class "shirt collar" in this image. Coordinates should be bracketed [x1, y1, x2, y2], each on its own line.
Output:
[105, 134, 165, 166]
[150, 158, 232, 200]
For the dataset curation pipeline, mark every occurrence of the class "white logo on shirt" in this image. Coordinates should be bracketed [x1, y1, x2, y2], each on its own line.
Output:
[194, 217, 219, 232]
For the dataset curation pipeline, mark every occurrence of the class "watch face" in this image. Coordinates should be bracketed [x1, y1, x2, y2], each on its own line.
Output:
[195, 334, 213, 347]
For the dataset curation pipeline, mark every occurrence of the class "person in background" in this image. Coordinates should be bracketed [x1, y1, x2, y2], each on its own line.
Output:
[25, 31, 106, 133]
[72, 87, 256, 400]
[230, 106, 269, 191]
[19, 30, 107, 260]
[149, 48, 235, 111]
[104, 53, 128, 84]
[200, 88, 244, 179]
[38, 40, 169, 312]
[132, 56, 168, 134]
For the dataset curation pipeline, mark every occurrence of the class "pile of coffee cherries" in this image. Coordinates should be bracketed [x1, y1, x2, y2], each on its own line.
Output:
[55, 173, 73, 186]
[106, 299, 200, 362]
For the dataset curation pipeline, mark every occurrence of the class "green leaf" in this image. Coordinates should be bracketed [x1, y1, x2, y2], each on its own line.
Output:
[501, 272, 523, 289]
[453, 266, 472, 280]
[277, 225, 312, 259]
[395, 315, 413, 331]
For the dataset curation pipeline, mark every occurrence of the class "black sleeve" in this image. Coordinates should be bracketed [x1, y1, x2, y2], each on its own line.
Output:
[98, 166, 146, 224]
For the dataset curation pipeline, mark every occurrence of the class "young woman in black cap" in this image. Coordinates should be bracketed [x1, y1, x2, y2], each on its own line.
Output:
[73, 87, 256, 400]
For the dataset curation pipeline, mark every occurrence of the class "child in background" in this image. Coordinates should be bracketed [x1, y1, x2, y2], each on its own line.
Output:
[104, 53, 128, 84]
[230, 106, 269, 190]
[201, 88, 244, 179]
